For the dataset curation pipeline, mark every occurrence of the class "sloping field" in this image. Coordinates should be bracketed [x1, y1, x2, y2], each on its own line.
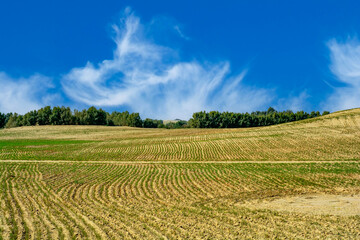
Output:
[1, 162, 359, 239]
[1, 108, 360, 162]
[0, 109, 359, 239]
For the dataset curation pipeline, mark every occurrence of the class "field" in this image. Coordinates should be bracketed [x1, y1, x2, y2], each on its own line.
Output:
[0, 109, 359, 239]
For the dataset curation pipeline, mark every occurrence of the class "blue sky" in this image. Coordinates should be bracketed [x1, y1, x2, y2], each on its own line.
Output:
[1, 0, 360, 119]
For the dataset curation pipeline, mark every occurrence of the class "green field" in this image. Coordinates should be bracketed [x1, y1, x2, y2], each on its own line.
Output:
[0, 109, 359, 239]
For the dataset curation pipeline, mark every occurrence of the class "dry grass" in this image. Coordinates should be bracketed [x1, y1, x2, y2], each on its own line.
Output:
[0, 109, 359, 239]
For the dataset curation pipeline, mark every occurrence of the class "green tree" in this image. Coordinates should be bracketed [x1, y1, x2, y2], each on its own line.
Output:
[37, 106, 52, 125]
[84, 106, 96, 125]
[23, 110, 38, 126]
[94, 108, 107, 125]
[73, 109, 86, 125]
[143, 118, 157, 128]
[49, 107, 62, 125]
[5, 113, 23, 128]
[0, 112, 6, 128]
[128, 113, 142, 127]
[60, 106, 73, 125]
[267, 107, 276, 115]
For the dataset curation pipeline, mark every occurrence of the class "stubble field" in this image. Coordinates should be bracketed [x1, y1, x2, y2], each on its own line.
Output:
[0, 109, 360, 239]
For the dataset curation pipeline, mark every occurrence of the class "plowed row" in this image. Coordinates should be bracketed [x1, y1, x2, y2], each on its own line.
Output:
[0, 162, 359, 239]
[1, 109, 360, 162]
[1, 109, 360, 239]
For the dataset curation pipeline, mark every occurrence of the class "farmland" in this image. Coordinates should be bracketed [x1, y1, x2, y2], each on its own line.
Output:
[0, 109, 360, 239]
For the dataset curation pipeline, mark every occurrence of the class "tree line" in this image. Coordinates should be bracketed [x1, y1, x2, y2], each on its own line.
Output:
[188, 107, 330, 128]
[0, 106, 329, 129]
[0, 106, 182, 129]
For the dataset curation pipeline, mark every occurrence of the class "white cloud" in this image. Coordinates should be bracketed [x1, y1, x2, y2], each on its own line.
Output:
[174, 25, 190, 40]
[62, 8, 272, 119]
[276, 91, 310, 112]
[325, 38, 360, 111]
[0, 72, 56, 114]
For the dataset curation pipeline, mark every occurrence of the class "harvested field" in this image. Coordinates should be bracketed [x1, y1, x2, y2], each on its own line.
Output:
[0, 109, 360, 239]
[1, 162, 360, 239]
[0, 108, 360, 162]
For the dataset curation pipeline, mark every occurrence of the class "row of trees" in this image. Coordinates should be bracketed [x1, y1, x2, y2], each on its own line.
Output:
[0, 106, 330, 129]
[0, 106, 176, 129]
[1, 106, 146, 128]
[188, 107, 330, 128]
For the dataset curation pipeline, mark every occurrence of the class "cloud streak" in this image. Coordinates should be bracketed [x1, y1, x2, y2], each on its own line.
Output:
[0, 73, 56, 114]
[325, 38, 360, 111]
[62, 8, 272, 119]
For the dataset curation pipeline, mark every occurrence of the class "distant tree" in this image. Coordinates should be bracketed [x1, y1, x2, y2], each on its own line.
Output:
[73, 109, 86, 125]
[0, 112, 5, 128]
[189, 107, 325, 128]
[219, 112, 230, 128]
[143, 118, 158, 128]
[37, 106, 52, 125]
[119, 111, 130, 126]
[23, 110, 38, 126]
[208, 111, 221, 128]
[128, 113, 142, 127]
[82, 107, 107, 125]
[5, 113, 22, 128]
[1, 105, 330, 129]
[174, 120, 187, 128]
[106, 113, 114, 126]
[4, 113, 11, 126]
[84, 106, 95, 125]
[94, 108, 107, 125]
[190, 111, 208, 128]
[60, 106, 73, 125]
[2, 107, 146, 128]
[267, 107, 276, 115]
[107, 111, 144, 127]
[49, 107, 62, 125]
[108, 111, 119, 126]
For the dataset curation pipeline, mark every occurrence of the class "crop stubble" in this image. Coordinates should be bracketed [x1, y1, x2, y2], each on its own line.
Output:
[0, 162, 359, 239]
[0, 109, 359, 239]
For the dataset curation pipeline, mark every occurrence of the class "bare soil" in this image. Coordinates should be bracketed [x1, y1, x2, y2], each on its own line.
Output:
[240, 194, 360, 216]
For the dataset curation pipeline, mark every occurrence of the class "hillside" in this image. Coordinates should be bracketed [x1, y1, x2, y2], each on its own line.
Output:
[0, 109, 359, 239]
[0, 108, 359, 162]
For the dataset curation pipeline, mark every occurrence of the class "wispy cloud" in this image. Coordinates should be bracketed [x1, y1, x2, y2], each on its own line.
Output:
[174, 25, 190, 40]
[276, 91, 310, 112]
[62, 8, 272, 119]
[325, 37, 360, 111]
[0, 72, 57, 114]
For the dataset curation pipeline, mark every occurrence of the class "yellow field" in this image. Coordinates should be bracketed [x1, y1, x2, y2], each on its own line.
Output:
[0, 109, 359, 239]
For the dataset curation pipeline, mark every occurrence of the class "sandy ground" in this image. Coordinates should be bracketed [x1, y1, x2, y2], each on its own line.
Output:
[240, 194, 360, 216]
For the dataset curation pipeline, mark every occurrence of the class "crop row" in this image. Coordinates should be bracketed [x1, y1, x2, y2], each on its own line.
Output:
[1, 112, 360, 162]
[0, 162, 359, 239]
[1, 129, 359, 162]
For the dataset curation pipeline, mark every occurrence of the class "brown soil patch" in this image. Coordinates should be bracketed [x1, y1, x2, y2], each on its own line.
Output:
[240, 194, 360, 216]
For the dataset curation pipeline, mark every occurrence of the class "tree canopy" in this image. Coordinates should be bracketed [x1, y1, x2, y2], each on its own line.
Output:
[0, 106, 329, 129]
[188, 108, 329, 128]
